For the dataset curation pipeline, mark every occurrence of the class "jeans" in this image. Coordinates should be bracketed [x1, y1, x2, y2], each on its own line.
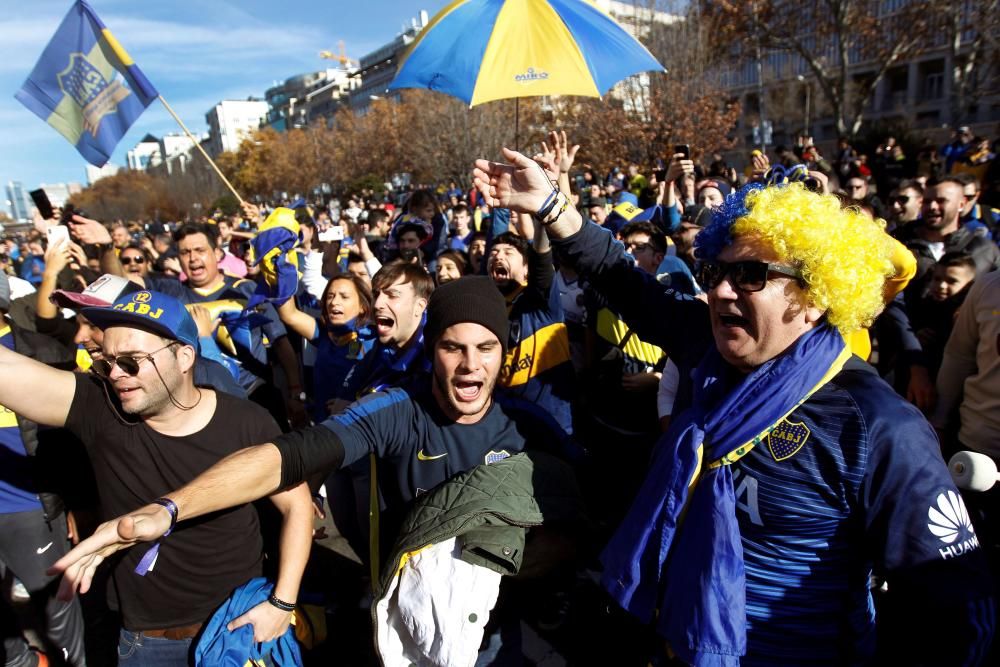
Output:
[117, 629, 192, 666]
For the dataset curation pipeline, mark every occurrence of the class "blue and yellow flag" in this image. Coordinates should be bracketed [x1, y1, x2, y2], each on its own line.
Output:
[246, 207, 301, 308]
[15, 0, 157, 166]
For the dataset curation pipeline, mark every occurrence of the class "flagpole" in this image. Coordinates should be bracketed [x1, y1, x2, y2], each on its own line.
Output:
[156, 95, 244, 206]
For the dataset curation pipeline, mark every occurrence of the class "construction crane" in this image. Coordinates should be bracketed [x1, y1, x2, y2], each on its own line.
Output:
[320, 40, 357, 69]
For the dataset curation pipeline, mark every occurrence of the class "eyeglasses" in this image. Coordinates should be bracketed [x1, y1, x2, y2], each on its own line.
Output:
[697, 260, 802, 293]
[891, 195, 911, 205]
[626, 242, 651, 254]
[120, 256, 146, 265]
[92, 342, 178, 378]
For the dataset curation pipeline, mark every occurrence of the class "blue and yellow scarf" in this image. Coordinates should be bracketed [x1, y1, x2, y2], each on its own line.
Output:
[600, 323, 851, 665]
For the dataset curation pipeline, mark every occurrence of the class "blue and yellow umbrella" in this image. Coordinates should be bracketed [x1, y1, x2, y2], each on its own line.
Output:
[388, 0, 665, 107]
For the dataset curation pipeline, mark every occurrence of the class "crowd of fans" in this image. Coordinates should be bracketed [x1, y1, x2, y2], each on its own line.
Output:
[1, 124, 998, 667]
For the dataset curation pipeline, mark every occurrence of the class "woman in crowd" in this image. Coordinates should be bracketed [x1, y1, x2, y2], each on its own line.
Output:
[276, 273, 375, 421]
[434, 249, 466, 286]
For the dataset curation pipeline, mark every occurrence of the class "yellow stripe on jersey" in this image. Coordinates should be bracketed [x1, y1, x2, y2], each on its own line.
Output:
[499, 322, 571, 388]
[595, 308, 666, 367]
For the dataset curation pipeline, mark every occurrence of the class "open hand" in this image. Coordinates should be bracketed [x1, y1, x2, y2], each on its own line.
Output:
[473, 147, 554, 215]
[49, 503, 172, 600]
[67, 215, 112, 246]
[550, 130, 580, 174]
[189, 305, 221, 338]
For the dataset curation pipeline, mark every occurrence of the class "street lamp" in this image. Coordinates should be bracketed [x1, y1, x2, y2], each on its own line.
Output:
[797, 74, 811, 138]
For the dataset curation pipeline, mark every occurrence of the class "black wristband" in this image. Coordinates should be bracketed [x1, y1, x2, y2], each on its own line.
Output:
[268, 593, 296, 612]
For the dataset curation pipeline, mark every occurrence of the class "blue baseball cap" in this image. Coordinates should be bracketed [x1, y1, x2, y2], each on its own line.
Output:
[82, 290, 199, 349]
[617, 191, 639, 207]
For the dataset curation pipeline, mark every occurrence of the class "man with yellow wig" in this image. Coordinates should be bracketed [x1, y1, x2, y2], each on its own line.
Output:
[468, 149, 994, 665]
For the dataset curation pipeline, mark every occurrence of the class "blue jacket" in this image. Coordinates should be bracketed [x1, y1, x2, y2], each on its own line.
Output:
[194, 578, 302, 667]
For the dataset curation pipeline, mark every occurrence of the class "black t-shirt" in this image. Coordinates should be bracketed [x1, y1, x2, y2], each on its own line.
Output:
[66, 374, 281, 630]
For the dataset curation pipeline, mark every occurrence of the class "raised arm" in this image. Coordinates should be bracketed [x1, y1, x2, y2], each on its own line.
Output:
[474, 147, 584, 241]
[36, 238, 72, 320]
[551, 129, 580, 199]
[276, 297, 320, 341]
[0, 343, 76, 427]
[67, 215, 122, 278]
[474, 148, 711, 361]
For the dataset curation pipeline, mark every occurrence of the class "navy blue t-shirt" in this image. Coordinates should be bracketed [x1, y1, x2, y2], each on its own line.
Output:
[326, 380, 562, 509]
[275, 378, 567, 541]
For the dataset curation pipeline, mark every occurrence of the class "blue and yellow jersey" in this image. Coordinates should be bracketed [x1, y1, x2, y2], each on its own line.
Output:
[583, 292, 667, 434]
[0, 325, 43, 513]
[499, 270, 576, 435]
[592, 307, 666, 375]
[156, 276, 288, 391]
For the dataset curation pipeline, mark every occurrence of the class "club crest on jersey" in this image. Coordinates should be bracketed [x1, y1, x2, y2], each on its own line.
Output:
[484, 450, 511, 465]
[766, 419, 810, 461]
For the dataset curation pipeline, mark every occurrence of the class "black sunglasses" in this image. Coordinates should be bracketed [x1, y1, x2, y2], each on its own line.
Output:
[92, 342, 178, 378]
[121, 255, 146, 265]
[697, 260, 802, 293]
[892, 195, 910, 205]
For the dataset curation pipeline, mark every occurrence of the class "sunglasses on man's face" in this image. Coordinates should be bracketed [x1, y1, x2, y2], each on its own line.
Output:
[120, 255, 146, 265]
[92, 342, 178, 378]
[697, 260, 802, 293]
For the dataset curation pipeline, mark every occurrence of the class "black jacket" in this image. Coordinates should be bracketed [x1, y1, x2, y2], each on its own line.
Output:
[8, 321, 96, 522]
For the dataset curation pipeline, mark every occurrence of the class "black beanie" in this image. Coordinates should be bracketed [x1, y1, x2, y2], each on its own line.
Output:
[424, 276, 508, 355]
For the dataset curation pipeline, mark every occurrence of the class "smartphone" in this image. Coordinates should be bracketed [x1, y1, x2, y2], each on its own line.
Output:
[60, 203, 76, 225]
[29, 189, 54, 220]
[318, 226, 345, 242]
[46, 225, 70, 247]
[654, 168, 667, 181]
[674, 144, 691, 160]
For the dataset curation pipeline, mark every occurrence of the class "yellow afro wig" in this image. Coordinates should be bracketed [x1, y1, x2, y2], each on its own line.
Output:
[731, 184, 895, 333]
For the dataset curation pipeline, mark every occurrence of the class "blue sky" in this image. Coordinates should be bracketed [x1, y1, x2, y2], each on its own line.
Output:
[1, 0, 436, 212]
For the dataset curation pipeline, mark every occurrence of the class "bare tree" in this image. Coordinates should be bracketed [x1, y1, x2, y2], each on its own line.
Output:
[942, 0, 1000, 126]
[705, 0, 934, 139]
